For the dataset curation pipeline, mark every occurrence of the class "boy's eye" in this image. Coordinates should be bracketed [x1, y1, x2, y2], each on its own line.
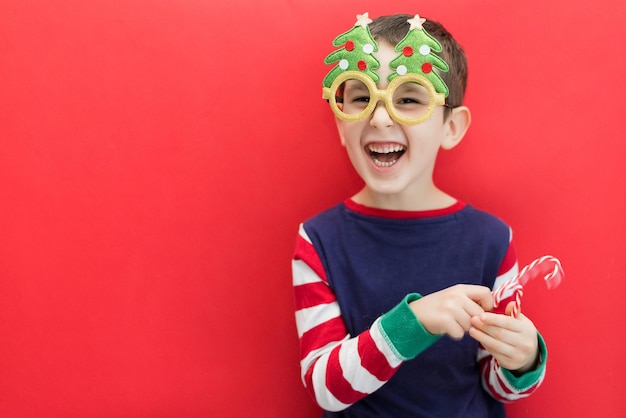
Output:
[351, 95, 370, 103]
[396, 97, 423, 105]
[393, 82, 429, 106]
[341, 79, 371, 104]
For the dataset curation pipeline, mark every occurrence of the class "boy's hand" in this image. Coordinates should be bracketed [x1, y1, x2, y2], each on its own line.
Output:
[468, 302, 540, 373]
[409, 284, 493, 340]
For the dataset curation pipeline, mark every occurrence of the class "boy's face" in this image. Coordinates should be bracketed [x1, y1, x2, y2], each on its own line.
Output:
[335, 41, 456, 203]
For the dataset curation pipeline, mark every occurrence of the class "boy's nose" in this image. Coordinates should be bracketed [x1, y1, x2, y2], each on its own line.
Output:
[369, 101, 394, 128]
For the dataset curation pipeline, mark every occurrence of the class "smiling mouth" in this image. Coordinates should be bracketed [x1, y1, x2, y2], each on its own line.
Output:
[366, 143, 407, 167]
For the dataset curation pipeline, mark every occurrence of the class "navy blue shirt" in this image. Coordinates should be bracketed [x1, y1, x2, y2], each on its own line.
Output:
[303, 200, 510, 418]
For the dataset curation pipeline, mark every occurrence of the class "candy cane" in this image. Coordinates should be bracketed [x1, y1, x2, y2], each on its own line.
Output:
[492, 255, 564, 317]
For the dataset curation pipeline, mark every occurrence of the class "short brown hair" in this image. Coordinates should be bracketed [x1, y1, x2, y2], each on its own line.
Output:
[369, 14, 468, 109]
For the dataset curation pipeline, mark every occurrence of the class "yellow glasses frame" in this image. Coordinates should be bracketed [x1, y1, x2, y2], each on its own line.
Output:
[322, 71, 446, 126]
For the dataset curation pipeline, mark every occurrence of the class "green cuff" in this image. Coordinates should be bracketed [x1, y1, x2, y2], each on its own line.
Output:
[501, 333, 548, 391]
[378, 293, 441, 361]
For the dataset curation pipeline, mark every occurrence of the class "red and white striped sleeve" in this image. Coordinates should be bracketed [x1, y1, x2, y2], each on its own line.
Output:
[292, 224, 405, 411]
[478, 228, 548, 402]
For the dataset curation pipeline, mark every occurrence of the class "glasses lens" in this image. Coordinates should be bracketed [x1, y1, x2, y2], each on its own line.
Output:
[391, 80, 432, 121]
[334, 78, 372, 118]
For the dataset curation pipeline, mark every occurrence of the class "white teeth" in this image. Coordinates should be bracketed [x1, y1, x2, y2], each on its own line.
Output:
[372, 159, 397, 167]
[367, 144, 406, 154]
[366, 143, 406, 167]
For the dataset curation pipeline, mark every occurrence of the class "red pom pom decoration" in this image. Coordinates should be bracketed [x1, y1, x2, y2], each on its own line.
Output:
[421, 62, 433, 74]
[345, 40, 355, 51]
[403, 46, 414, 57]
[358, 60, 367, 70]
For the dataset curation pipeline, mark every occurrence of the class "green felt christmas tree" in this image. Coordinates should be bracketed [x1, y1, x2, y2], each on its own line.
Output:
[389, 15, 449, 98]
[323, 13, 380, 88]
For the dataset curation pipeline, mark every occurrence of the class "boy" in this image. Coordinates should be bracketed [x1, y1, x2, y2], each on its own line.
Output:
[292, 12, 547, 418]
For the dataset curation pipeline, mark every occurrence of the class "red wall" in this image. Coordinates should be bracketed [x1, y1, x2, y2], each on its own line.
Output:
[1, 0, 625, 416]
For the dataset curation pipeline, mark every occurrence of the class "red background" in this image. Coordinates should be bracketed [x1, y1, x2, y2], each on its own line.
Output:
[1, 0, 625, 416]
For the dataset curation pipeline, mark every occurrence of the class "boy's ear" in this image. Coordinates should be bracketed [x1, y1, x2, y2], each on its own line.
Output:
[335, 117, 347, 147]
[441, 106, 471, 150]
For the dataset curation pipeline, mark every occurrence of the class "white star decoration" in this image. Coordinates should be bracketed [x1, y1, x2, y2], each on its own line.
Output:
[355, 12, 373, 28]
[407, 14, 427, 30]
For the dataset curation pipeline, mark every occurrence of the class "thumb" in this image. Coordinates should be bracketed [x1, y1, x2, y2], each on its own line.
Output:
[504, 301, 519, 317]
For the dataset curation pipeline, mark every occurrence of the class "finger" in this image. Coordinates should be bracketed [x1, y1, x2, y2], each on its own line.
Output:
[462, 299, 487, 319]
[476, 306, 528, 332]
[470, 316, 519, 348]
[462, 285, 494, 312]
[455, 308, 478, 333]
[474, 312, 520, 333]
[469, 326, 515, 361]
[448, 324, 466, 340]
[469, 326, 504, 351]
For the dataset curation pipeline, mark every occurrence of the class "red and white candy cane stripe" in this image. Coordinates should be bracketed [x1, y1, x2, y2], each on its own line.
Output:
[492, 255, 564, 317]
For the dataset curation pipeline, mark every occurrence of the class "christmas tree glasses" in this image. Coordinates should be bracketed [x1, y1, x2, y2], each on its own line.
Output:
[322, 70, 446, 125]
